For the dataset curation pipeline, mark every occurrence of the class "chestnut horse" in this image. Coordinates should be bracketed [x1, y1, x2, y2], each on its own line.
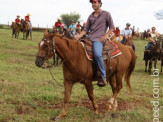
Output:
[21, 19, 32, 40]
[35, 30, 136, 120]
[11, 22, 21, 38]
[124, 37, 133, 47]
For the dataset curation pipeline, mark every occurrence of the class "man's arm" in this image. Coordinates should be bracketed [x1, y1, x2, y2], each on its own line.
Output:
[149, 37, 155, 42]
[99, 27, 114, 42]
[74, 30, 87, 41]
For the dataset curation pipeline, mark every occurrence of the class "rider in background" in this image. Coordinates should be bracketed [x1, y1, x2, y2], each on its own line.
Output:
[76, 21, 82, 30]
[54, 18, 63, 30]
[69, 20, 76, 36]
[15, 15, 21, 27]
[25, 13, 32, 31]
[121, 23, 135, 51]
[145, 27, 160, 52]
[113, 27, 120, 42]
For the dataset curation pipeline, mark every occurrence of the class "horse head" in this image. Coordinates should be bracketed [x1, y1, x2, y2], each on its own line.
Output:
[35, 30, 55, 67]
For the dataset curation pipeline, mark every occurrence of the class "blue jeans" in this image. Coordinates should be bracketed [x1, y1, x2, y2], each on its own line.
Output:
[120, 38, 135, 52]
[93, 41, 106, 78]
[145, 42, 152, 50]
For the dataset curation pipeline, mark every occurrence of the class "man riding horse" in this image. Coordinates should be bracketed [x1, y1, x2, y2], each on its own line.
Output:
[15, 15, 21, 27]
[120, 23, 135, 51]
[75, 0, 115, 87]
[144, 27, 160, 53]
[25, 13, 32, 31]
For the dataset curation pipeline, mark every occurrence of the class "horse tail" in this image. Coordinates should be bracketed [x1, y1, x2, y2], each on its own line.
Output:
[125, 46, 136, 92]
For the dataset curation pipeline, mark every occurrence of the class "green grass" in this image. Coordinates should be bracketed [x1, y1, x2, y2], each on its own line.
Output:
[0, 29, 162, 122]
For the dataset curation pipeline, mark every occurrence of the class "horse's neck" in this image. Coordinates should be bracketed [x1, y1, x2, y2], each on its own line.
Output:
[54, 36, 75, 60]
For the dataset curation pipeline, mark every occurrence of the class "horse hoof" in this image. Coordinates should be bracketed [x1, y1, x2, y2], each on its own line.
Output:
[107, 104, 112, 111]
[54, 116, 60, 121]
[94, 109, 99, 114]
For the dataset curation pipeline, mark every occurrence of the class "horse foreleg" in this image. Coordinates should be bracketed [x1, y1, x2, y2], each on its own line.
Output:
[154, 60, 157, 70]
[148, 60, 152, 73]
[56, 82, 73, 120]
[23, 32, 25, 40]
[12, 29, 15, 38]
[52, 54, 56, 65]
[17, 32, 19, 39]
[85, 82, 98, 114]
[57, 55, 59, 65]
[161, 59, 163, 73]
[26, 31, 29, 40]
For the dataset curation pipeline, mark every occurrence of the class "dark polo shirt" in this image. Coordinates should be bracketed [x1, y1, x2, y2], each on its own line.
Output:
[84, 10, 115, 41]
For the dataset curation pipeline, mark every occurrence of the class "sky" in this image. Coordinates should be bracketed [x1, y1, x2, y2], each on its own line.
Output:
[0, 0, 163, 32]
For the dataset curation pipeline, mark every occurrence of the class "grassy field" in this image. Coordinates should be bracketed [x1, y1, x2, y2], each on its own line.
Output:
[0, 28, 162, 122]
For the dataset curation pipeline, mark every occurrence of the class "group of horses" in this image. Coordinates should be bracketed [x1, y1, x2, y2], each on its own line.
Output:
[35, 29, 136, 120]
[11, 19, 32, 40]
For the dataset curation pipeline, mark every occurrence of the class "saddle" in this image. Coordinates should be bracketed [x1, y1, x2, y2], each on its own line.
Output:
[80, 38, 122, 61]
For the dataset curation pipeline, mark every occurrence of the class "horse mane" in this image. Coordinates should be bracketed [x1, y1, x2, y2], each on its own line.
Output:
[55, 34, 80, 51]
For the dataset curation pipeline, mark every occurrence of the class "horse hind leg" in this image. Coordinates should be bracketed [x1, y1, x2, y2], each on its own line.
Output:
[30, 31, 32, 40]
[107, 74, 118, 111]
[85, 82, 98, 114]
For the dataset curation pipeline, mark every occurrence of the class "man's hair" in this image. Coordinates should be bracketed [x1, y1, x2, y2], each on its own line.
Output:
[89, 0, 102, 4]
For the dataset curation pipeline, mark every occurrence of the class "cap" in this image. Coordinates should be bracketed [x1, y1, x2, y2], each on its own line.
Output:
[126, 23, 131, 26]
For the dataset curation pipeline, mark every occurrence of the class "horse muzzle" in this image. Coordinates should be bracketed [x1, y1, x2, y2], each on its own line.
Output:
[35, 56, 44, 67]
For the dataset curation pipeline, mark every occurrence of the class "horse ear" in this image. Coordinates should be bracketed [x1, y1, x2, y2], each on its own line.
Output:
[44, 29, 49, 36]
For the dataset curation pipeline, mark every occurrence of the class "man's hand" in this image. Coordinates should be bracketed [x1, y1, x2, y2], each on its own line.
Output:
[74, 35, 81, 41]
[100, 34, 108, 42]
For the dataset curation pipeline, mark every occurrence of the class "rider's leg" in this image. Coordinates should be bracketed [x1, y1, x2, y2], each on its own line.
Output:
[132, 44, 135, 52]
[120, 37, 125, 44]
[93, 41, 107, 87]
[145, 42, 152, 50]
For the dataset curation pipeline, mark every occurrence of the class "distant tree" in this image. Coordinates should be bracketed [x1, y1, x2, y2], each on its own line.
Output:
[60, 12, 80, 28]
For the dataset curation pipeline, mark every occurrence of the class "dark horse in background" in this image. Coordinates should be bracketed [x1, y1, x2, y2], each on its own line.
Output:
[160, 35, 163, 73]
[11, 22, 21, 38]
[20, 19, 32, 40]
[35, 30, 136, 120]
[144, 40, 161, 73]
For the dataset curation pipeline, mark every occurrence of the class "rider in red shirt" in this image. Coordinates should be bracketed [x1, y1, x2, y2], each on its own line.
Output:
[25, 13, 31, 22]
[113, 27, 120, 41]
[76, 21, 81, 29]
[15, 15, 20, 26]
[24, 13, 32, 31]
[54, 18, 63, 29]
